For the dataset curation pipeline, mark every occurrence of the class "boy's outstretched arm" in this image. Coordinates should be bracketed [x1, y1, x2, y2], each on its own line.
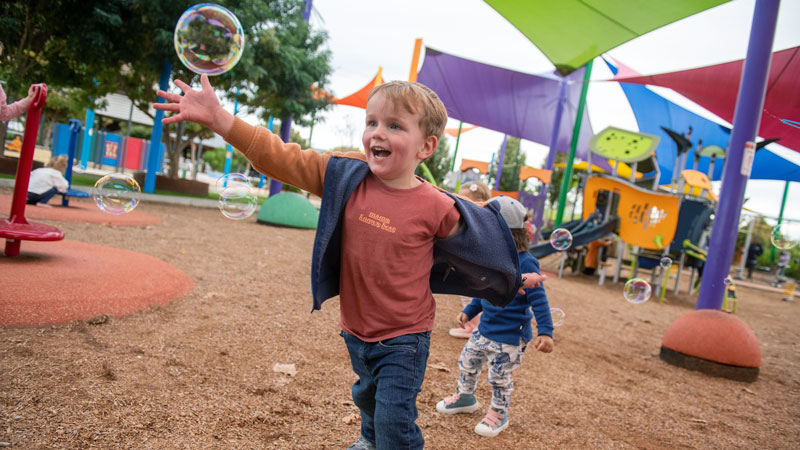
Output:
[154, 74, 234, 138]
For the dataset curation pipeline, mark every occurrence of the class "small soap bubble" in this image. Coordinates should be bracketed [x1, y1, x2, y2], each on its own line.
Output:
[770, 225, 798, 250]
[659, 257, 672, 269]
[550, 308, 565, 327]
[723, 276, 734, 286]
[174, 4, 245, 76]
[623, 278, 651, 304]
[93, 173, 141, 215]
[549, 228, 573, 251]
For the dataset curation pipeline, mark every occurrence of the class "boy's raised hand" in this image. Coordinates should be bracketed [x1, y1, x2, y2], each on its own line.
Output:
[154, 74, 234, 137]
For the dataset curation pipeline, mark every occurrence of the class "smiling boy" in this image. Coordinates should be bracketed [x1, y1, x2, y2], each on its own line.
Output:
[156, 75, 537, 449]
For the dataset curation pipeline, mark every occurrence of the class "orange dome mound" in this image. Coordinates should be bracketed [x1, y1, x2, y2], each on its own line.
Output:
[660, 309, 761, 382]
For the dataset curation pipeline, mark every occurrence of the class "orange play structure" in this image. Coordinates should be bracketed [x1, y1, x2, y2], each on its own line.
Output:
[582, 176, 680, 251]
[679, 169, 718, 201]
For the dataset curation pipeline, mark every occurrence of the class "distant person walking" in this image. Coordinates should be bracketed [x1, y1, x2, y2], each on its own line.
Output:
[745, 239, 763, 279]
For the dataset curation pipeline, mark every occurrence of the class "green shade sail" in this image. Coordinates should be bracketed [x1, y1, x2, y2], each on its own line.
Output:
[484, 0, 730, 74]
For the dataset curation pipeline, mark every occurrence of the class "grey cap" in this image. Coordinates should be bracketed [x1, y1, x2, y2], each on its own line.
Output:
[491, 196, 526, 229]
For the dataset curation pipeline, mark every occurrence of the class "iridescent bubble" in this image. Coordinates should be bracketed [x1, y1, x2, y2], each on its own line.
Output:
[770, 225, 798, 250]
[550, 308, 566, 327]
[660, 257, 672, 269]
[216, 172, 251, 191]
[174, 4, 245, 76]
[723, 276, 734, 286]
[92, 173, 141, 215]
[218, 183, 257, 220]
[623, 278, 651, 304]
[549, 228, 573, 251]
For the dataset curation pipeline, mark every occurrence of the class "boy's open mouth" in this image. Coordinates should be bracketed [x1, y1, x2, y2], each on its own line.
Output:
[371, 147, 391, 159]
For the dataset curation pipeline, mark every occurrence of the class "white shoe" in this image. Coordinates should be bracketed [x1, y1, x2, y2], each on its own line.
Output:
[474, 408, 508, 438]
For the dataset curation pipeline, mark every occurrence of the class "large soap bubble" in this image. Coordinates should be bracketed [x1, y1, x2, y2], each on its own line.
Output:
[216, 173, 257, 220]
[174, 4, 245, 75]
[93, 173, 141, 215]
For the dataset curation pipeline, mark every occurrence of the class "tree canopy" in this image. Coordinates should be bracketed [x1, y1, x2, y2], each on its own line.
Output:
[1, 0, 333, 177]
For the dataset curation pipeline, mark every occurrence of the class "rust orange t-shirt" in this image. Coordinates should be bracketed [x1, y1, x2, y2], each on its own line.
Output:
[339, 174, 460, 342]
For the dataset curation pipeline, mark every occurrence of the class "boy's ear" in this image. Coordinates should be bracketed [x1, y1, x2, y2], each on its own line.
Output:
[417, 135, 438, 160]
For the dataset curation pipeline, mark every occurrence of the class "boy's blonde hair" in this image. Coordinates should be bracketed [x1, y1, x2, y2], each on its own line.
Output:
[46, 155, 68, 172]
[458, 181, 491, 202]
[368, 81, 448, 139]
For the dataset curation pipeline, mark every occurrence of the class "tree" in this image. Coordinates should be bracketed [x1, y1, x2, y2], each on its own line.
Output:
[115, 0, 333, 179]
[489, 136, 526, 192]
[1, 0, 333, 180]
[202, 146, 249, 173]
[416, 135, 452, 186]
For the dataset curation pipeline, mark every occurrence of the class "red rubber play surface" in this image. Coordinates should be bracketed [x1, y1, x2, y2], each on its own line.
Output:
[0, 240, 193, 326]
[0, 194, 161, 226]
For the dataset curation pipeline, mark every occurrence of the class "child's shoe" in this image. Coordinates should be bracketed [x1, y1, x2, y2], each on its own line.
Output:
[346, 436, 376, 450]
[474, 408, 508, 437]
[436, 392, 480, 414]
[448, 316, 480, 338]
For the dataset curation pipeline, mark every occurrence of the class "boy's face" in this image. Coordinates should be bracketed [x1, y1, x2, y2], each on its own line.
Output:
[362, 91, 437, 189]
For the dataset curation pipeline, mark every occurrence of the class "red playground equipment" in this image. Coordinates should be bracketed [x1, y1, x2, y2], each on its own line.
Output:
[0, 84, 64, 257]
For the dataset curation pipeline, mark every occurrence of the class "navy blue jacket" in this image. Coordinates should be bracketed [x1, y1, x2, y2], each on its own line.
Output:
[311, 156, 522, 311]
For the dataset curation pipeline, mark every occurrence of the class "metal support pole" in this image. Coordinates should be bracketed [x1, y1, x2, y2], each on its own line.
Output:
[538, 78, 567, 230]
[556, 60, 592, 226]
[494, 135, 508, 191]
[697, 0, 780, 310]
[145, 60, 171, 193]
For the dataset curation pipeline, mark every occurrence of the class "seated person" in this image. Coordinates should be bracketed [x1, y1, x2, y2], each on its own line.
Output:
[26, 155, 69, 207]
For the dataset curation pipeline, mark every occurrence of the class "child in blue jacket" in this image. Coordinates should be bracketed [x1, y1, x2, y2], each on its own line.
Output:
[437, 196, 554, 438]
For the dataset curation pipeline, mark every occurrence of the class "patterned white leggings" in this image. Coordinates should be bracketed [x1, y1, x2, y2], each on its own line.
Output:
[457, 330, 527, 413]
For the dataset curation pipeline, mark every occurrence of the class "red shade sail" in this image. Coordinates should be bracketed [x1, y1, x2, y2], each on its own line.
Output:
[612, 46, 800, 152]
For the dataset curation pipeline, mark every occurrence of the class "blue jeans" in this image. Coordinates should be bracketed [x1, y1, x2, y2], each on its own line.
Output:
[26, 187, 59, 205]
[341, 330, 430, 450]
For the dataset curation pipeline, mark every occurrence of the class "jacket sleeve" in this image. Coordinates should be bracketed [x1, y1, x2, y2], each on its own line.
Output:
[462, 298, 484, 319]
[223, 117, 329, 197]
[523, 257, 553, 338]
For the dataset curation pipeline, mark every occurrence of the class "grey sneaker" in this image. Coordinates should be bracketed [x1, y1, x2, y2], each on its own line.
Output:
[346, 436, 376, 450]
[436, 392, 480, 414]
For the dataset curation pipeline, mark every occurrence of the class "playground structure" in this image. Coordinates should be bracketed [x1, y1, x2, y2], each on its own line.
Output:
[0, 84, 65, 257]
[457, 157, 551, 212]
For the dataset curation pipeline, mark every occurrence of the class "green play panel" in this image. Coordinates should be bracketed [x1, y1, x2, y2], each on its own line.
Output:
[698, 145, 726, 157]
[589, 126, 660, 163]
[257, 192, 319, 229]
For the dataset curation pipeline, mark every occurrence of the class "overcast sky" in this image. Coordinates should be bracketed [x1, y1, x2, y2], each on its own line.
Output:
[229, 0, 800, 225]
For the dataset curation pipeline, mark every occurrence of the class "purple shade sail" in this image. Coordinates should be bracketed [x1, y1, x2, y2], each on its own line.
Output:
[417, 48, 609, 171]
